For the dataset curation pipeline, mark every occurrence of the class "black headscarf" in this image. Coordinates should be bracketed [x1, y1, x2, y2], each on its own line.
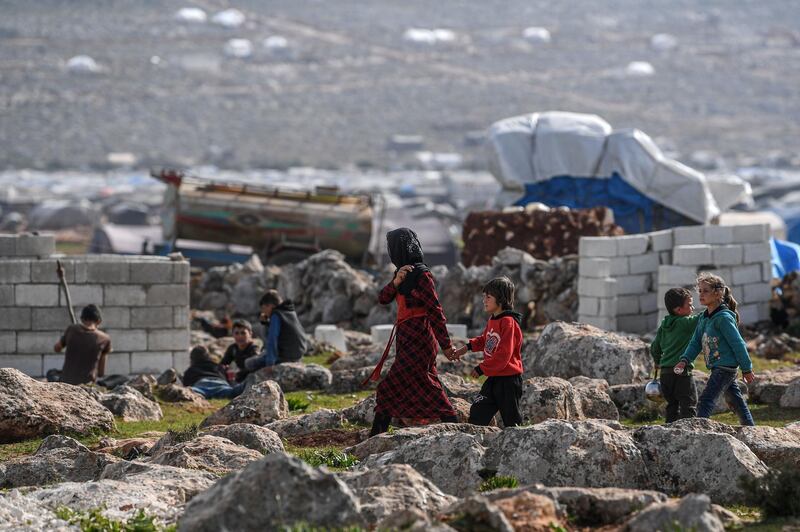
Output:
[386, 228, 430, 296]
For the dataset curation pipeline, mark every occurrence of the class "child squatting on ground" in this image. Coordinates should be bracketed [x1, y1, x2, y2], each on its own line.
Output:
[219, 319, 259, 383]
[53, 304, 112, 386]
[650, 287, 700, 422]
[674, 272, 757, 426]
[244, 290, 309, 374]
[448, 276, 524, 427]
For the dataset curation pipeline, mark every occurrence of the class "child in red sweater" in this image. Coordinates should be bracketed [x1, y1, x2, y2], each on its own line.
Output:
[449, 276, 524, 427]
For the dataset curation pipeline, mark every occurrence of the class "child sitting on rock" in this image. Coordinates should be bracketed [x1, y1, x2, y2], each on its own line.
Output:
[182, 346, 245, 399]
[220, 319, 258, 383]
[449, 276, 524, 427]
[53, 304, 112, 386]
[651, 287, 701, 422]
[244, 290, 309, 373]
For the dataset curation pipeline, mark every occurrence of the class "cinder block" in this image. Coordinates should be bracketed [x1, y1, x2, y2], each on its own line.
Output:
[599, 297, 617, 316]
[16, 284, 59, 307]
[173, 262, 191, 284]
[615, 234, 649, 256]
[758, 302, 771, 322]
[148, 329, 190, 350]
[0, 307, 31, 330]
[446, 324, 468, 339]
[106, 329, 147, 352]
[579, 237, 617, 258]
[639, 292, 659, 314]
[105, 285, 147, 306]
[17, 331, 61, 353]
[658, 251, 672, 265]
[0, 285, 13, 305]
[743, 242, 771, 264]
[173, 306, 190, 328]
[762, 261, 774, 282]
[62, 284, 103, 307]
[673, 225, 706, 245]
[704, 268, 733, 284]
[105, 353, 131, 375]
[731, 264, 762, 286]
[579, 258, 611, 278]
[712, 245, 743, 266]
[43, 353, 65, 374]
[0, 260, 31, 283]
[15, 234, 55, 257]
[617, 314, 650, 333]
[371, 324, 394, 345]
[131, 351, 174, 374]
[704, 225, 735, 245]
[616, 295, 639, 314]
[0, 235, 15, 256]
[731, 224, 769, 244]
[31, 260, 70, 283]
[0, 354, 42, 377]
[649, 229, 674, 252]
[673, 245, 713, 266]
[738, 304, 759, 325]
[87, 261, 130, 284]
[629, 252, 659, 274]
[608, 257, 629, 275]
[30, 308, 70, 331]
[0, 332, 15, 353]
[646, 312, 660, 331]
[616, 274, 650, 295]
[578, 297, 599, 316]
[579, 315, 617, 331]
[172, 350, 190, 373]
[578, 277, 617, 298]
[742, 282, 772, 304]
[315, 324, 348, 352]
[146, 284, 188, 306]
[131, 307, 174, 329]
[100, 307, 130, 329]
[130, 261, 174, 284]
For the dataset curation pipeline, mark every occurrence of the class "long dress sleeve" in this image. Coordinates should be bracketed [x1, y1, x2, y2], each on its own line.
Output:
[411, 271, 451, 351]
[379, 282, 397, 305]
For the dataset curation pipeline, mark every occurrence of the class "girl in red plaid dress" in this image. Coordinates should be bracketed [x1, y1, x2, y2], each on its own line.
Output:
[367, 228, 457, 436]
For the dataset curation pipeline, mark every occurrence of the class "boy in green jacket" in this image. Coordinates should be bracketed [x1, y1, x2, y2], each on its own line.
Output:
[651, 287, 701, 422]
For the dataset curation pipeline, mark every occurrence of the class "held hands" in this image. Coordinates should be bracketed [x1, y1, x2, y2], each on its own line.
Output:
[444, 345, 468, 361]
[392, 265, 414, 287]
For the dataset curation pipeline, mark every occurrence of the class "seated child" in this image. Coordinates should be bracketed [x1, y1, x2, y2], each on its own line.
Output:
[244, 290, 309, 372]
[53, 304, 112, 385]
[219, 319, 258, 382]
[651, 287, 701, 422]
[450, 277, 524, 427]
[182, 346, 245, 399]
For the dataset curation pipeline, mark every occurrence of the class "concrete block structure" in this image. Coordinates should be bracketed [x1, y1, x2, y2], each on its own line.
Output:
[579, 224, 773, 334]
[0, 233, 190, 377]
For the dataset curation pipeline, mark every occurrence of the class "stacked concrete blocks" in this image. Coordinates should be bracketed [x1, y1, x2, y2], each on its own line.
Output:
[0, 234, 191, 377]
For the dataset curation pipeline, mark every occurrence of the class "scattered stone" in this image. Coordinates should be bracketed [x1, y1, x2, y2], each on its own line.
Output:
[201, 381, 288, 427]
[520, 377, 584, 423]
[440, 494, 515, 531]
[263, 409, 345, 438]
[0, 368, 115, 443]
[439, 373, 481, 401]
[346, 423, 498, 460]
[608, 383, 649, 418]
[340, 394, 377, 425]
[733, 425, 800, 469]
[178, 453, 365, 531]
[327, 367, 379, 393]
[203, 424, 285, 455]
[157, 383, 210, 407]
[98, 385, 163, 422]
[157, 368, 178, 385]
[779, 378, 800, 408]
[126, 374, 157, 401]
[251, 362, 332, 392]
[491, 491, 565, 531]
[624, 493, 724, 532]
[149, 435, 263, 475]
[570, 377, 619, 420]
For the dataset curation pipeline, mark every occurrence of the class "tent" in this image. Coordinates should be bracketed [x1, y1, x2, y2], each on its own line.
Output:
[487, 111, 751, 233]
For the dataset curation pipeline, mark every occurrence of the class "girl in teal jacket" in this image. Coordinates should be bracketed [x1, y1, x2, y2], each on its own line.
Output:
[674, 272, 756, 425]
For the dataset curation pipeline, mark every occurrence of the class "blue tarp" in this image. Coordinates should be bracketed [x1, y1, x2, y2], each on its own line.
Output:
[772, 237, 800, 279]
[513, 172, 691, 234]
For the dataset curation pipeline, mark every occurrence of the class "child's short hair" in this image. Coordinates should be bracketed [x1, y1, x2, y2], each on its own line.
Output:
[259, 290, 282, 307]
[232, 319, 252, 333]
[483, 276, 515, 310]
[80, 304, 102, 323]
[190, 345, 212, 365]
[664, 287, 692, 315]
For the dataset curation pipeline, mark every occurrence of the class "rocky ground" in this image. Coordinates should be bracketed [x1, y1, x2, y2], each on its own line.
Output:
[2, 0, 800, 171]
[1, 319, 800, 531]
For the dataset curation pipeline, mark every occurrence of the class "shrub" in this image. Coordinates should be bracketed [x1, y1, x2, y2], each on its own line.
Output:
[296, 448, 359, 469]
[54, 506, 176, 532]
[740, 467, 800, 518]
[165, 424, 198, 444]
[287, 397, 310, 412]
[631, 404, 661, 423]
[478, 475, 519, 492]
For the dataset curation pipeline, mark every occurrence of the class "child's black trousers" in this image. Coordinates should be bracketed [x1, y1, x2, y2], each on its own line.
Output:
[659, 368, 697, 423]
[469, 374, 523, 427]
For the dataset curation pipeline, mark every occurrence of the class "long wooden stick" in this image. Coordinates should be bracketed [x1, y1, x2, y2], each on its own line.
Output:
[56, 260, 77, 325]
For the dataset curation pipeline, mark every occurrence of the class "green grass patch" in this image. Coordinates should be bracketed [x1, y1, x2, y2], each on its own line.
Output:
[302, 353, 336, 368]
[294, 447, 359, 470]
[55, 505, 175, 532]
[283, 390, 373, 415]
[692, 355, 799, 374]
[287, 397, 310, 412]
[478, 475, 519, 492]
[621, 401, 800, 429]
[740, 467, 800, 519]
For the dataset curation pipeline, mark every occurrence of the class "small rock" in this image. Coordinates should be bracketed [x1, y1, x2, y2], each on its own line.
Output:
[624, 493, 724, 532]
[98, 385, 163, 422]
[149, 435, 263, 475]
[203, 424, 285, 455]
[201, 380, 288, 427]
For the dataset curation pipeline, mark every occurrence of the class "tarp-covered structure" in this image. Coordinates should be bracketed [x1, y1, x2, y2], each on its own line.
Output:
[487, 111, 751, 233]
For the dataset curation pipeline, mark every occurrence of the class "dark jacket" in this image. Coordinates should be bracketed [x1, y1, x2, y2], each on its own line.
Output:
[182, 359, 226, 387]
[245, 300, 309, 371]
[220, 342, 259, 381]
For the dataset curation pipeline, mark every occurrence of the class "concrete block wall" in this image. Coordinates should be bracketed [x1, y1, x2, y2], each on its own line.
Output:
[0, 233, 191, 377]
[578, 224, 772, 334]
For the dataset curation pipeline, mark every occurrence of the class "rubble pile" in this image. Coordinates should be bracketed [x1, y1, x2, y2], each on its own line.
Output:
[461, 205, 623, 267]
[771, 271, 800, 335]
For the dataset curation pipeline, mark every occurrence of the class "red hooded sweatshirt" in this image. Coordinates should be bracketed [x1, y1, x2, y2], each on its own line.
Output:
[468, 311, 524, 377]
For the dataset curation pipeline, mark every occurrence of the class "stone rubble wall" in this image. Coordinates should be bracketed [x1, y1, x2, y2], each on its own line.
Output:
[0, 233, 190, 377]
[577, 224, 772, 334]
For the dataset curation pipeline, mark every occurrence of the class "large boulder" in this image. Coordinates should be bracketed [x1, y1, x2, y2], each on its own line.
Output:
[484, 491, 565, 531]
[340, 464, 455, 525]
[632, 421, 768, 503]
[624, 493, 725, 532]
[569, 377, 619, 420]
[178, 453, 365, 531]
[346, 423, 499, 461]
[203, 424, 285, 455]
[524, 322, 651, 385]
[439, 373, 481, 401]
[263, 409, 345, 438]
[149, 435, 263, 475]
[327, 367, 378, 393]
[733, 425, 800, 469]
[0, 368, 115, 443]
[98, 385, 163, 422]
[779, 378, 800, 408]
[329, 351, 381, 371]
[340, 395, 377, 425]
[748, 369, 800, 404]
[201, 381, 288, 427]
[484, 420, 647, 489]
[0, 489, 70, 531]
[520, 377, 584, 423]
[251, 362, 332, 392]
[359, 430, 488, 496]
[609, 383, 650, 419]
[0, 435, 119, 488]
